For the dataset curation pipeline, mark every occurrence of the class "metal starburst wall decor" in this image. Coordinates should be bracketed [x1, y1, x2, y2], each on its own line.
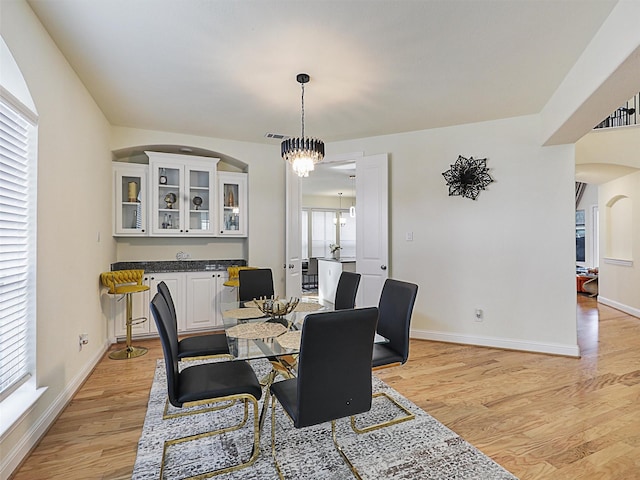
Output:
[442, 155, 493, 200]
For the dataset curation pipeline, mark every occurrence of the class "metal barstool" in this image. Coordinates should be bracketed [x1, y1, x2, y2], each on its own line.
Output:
[100, 269, 150, 359]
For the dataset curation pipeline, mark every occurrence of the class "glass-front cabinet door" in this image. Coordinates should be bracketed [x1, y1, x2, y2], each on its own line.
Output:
[147, 151, 218, 236]
[186, 164, 215, 235]
[218, 172, 247, 236]
[151, 161, 183, 235]
[113, 163, 147, 236]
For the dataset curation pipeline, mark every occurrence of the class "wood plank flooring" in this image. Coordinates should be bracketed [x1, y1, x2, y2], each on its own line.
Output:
[11, 295, 640, 479]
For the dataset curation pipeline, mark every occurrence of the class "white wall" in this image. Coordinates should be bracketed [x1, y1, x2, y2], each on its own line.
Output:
[330, 115, 579, 355]
[598, 170, 640, 317]
[1, 1, 115, 476]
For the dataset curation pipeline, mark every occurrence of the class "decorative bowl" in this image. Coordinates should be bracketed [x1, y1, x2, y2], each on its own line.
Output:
[254, 296, 299, 319]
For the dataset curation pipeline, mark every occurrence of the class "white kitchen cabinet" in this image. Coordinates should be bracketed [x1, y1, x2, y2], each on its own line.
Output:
[147, 272, 185, 332]
[184, 271, 228, 330]
[113, 163, 148, 236]
[113, 270, 229, 340]
[218, 172, 247, 236]
[147, 151, 219, 236]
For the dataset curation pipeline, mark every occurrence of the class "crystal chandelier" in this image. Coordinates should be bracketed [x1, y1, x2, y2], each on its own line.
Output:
[281, 73, 325, 177]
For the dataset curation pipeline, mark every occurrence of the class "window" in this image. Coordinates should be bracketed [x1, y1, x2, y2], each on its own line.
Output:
[311, 210, 336, 258]
[575, 209, 585, 263]
[337, 210, 355, 258]
[0, 96, 37, 399]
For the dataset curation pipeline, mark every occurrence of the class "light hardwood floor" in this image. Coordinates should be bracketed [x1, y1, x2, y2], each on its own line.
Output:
[11, 295, 640, 479]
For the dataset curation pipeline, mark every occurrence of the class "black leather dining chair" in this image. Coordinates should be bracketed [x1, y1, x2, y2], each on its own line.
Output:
[150, 292, 262, 478]
[157, 281, 232, 361]
[334, 271, 361, 310]
[238, 268, 275, 303]
[270, 307, 378, 479]
[351, 278, 418, 434]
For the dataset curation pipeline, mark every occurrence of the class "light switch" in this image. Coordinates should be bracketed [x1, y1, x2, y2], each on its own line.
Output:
[405, 231, 413, 241]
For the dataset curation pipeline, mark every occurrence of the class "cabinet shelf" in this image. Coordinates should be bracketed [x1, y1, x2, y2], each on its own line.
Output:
[189, 209, 209, 213]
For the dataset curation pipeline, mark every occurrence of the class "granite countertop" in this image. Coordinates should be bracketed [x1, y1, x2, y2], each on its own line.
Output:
[111, 259, 246, 273]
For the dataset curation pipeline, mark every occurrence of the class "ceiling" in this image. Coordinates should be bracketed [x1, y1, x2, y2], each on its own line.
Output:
[26, 0, 628, 193]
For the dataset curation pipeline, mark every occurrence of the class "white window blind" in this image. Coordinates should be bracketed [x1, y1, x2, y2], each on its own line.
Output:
[0, 98, 33, 397]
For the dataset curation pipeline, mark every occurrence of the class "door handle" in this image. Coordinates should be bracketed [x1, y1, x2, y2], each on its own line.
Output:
[288, 264, 294, 269]
[381, 265, 387, 270]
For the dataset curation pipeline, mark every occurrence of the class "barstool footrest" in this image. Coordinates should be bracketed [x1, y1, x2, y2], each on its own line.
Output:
[130, 316, 147, 326]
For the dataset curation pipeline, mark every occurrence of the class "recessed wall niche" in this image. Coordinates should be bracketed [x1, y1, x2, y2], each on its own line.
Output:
[605, 195, 632, 262]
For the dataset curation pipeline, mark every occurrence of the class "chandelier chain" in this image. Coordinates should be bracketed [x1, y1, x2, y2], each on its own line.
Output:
[300, 82, 305, 139]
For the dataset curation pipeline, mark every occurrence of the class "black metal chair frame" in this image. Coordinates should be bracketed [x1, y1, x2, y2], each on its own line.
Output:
[302, 257, 318, 289]
[150, 292, 262, 478]
[351, 278, 419, 434]
[270, 307, 378, 480]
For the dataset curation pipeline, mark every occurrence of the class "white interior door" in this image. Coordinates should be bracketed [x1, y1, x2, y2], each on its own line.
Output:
[356, 153, 389, 307]
[285, 164, 303, 298]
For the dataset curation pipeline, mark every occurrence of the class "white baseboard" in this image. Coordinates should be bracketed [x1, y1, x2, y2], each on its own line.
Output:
[597, 296, 640, 319]
[411, 329, 580, 357]
[1, 341, 109, 480]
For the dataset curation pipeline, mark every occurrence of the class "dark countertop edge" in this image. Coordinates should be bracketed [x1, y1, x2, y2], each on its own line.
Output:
[111, 259, 247, 273]
[318, 257, 356, 263]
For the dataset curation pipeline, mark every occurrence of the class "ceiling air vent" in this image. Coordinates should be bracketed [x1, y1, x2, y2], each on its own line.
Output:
[265, 133, 289, 140]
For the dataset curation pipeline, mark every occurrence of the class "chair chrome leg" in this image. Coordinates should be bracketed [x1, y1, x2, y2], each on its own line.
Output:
[160, 395, 260, 479]
[350, 391, 415, 434]
[271, 395, 286, 480]
[272, 397, 363, 480]
[331, 420, 363, 480]
[163, 396, 238, 420]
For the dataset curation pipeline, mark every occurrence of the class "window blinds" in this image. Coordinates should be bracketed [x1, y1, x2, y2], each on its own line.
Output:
[0, 99, 32, 397]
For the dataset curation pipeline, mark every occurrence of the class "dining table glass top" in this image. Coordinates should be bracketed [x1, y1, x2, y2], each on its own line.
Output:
[220, 299, 388, 362]
[220, 299, 327, 361]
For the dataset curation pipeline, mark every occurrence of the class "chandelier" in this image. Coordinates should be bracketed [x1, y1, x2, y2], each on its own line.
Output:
[281, 73, 325, 177]
[333, 192, 347, 226]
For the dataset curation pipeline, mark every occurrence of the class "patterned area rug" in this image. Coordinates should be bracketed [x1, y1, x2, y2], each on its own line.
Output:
[133, 360, 518, 479]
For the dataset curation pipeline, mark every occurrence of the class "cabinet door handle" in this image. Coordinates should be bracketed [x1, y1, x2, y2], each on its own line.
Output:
[142, 229, 145, 233]
[381, 265, 387, 270]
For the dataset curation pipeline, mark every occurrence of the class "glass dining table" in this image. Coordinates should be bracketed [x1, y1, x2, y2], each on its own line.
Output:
[220, 298, 329, 432]
[220, 299, 387, 363]
[220, 299, 387, 432]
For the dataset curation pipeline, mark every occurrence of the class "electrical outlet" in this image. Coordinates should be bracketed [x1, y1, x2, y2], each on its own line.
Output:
[475, 309, 483, 322]
[79, 333, 89, 350]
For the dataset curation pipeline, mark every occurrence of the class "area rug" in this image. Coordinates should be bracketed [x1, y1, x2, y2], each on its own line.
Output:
[132, 359, 518, 479]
